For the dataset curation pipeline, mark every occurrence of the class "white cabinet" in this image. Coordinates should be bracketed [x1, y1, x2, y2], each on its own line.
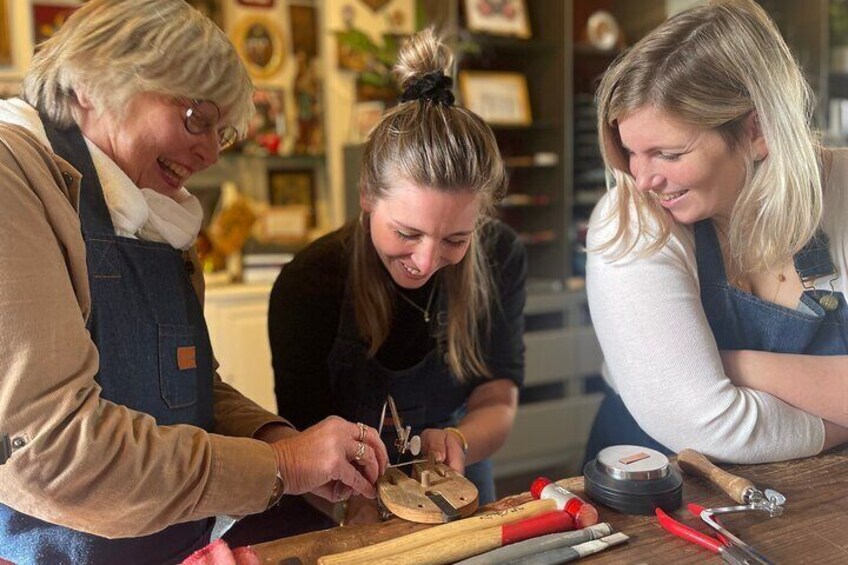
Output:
[204, 283, 277, 414]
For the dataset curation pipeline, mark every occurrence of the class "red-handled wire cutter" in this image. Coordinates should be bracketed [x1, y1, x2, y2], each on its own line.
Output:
[655, 504, 766, 564]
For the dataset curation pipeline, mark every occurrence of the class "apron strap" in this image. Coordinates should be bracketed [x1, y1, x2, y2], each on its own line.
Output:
[794, 231, 836, 284]
[39, 113, 116, 237]
[694, 220, 728, 285]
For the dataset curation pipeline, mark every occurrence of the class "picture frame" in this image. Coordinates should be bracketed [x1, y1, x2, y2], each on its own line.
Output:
[231, 16, 285, 80]
[267, 169, 316, 227]
[463, 0, 531, 39]
[247, 88, 287, 154]
[289, 4, 318, 58]
[32, 2, 82, 47]
[255, 206, 310, 243]
[458, 71, 532, 126]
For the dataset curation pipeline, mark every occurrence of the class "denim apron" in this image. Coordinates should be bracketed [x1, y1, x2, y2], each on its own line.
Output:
[584, 220, 848, 464]
[327, 279, 497, 504]
[0, 120, 215, 564]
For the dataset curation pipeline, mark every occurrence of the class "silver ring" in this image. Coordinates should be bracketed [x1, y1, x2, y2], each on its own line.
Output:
[357, 422, 367, 443]
[354, 441, 366, 462]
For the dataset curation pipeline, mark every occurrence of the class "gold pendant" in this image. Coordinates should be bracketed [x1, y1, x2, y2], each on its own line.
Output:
[819, 293, 839, 311]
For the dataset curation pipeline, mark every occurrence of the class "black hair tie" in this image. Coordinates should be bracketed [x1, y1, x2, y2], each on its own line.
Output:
[400, 71, 455, 106]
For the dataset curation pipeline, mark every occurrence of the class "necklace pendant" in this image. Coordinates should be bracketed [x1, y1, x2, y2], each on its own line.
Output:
[424, 313, 430, 323]
[819, 293, 839, 312]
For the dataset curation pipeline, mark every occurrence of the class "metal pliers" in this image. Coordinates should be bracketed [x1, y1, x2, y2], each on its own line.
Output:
[656, 504, 769, 564]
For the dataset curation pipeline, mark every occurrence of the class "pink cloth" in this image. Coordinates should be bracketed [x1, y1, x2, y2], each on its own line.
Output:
[181, 539, 260, 565]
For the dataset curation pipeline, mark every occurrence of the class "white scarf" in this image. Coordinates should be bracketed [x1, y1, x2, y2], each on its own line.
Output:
[0, 98, 203, 250]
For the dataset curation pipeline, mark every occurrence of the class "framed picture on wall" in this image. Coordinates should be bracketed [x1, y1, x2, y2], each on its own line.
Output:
[267, 169, 316, 227]
[459, 71, 532, 126]
[463, 0, 531, 39]
[289, 4, 318, 58]
[231, 16, 285, 79]
[247, 88, 286, 154]
[32, 2, 82, 47]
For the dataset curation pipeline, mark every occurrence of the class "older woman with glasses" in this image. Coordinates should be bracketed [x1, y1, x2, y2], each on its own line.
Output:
[0, 1, 387, 563]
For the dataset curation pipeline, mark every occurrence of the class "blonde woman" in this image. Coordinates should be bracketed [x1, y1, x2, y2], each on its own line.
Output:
[585, 0, 848, 464]
[268, 29, 526, 527]
[0, 1, 387, 562]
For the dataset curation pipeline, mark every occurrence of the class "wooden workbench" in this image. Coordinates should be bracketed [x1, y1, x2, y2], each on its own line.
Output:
[251, 447, 848, 564]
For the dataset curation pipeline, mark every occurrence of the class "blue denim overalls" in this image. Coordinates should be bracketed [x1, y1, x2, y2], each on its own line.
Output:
[327, 279, 497, 504]
[584, 219, 847, 463]
[0, 120, 215, 564]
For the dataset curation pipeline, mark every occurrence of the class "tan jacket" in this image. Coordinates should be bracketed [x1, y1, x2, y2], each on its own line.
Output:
[0, 123, 286, 538]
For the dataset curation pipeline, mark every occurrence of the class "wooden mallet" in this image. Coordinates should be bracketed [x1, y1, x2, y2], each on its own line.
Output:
[317, 498, 558, 565]
[367, 509, 576, 565]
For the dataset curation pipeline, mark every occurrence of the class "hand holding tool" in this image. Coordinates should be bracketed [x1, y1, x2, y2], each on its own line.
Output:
[677, 449, 785, 516]
[378, 458, 478, 523]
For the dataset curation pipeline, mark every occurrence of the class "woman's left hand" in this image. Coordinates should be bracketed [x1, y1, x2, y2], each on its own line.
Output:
[421, 428, 466, 474]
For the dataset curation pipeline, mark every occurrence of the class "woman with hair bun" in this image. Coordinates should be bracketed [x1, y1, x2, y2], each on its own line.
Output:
[267, 28, 527, 526]
[585, 0, 848, 464]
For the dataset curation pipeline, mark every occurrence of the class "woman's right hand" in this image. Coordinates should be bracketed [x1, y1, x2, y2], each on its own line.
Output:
[270, 416, 388, 502]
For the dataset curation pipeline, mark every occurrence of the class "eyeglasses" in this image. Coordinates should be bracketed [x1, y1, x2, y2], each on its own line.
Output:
[184, 99, 239, 151]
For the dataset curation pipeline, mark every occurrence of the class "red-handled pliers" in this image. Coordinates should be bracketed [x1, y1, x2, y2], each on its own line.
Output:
[655, 504, 758, 564]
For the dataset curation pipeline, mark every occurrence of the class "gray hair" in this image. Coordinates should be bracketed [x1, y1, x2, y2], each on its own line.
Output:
[595, 0, 822, 275]
[22, 0, 254, 133]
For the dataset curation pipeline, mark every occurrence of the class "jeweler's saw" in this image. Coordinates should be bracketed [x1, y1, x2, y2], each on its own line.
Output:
[375, 395, 478, 523]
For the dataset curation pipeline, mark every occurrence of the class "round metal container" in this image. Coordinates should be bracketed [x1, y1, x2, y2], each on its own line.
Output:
[583, 445, 682, 515]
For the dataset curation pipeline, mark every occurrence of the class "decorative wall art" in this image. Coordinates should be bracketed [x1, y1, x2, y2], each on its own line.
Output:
[459, 71, 532, 126]
[463, 0, 531, 39]
[335, 5, 405, 103]
[267, 169, 316, 226]
[231, 16, 285, 79]
[246, 88, 287, 155]
[289, 3, 319, 58]
[32, 2, 82, 47]
[294, 52, 324, 155]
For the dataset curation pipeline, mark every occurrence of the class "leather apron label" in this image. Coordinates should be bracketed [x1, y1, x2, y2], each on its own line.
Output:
[177, 346, 197, 370]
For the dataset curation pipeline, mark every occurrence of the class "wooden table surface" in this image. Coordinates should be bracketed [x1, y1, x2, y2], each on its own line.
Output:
[252, 447, 848, 564]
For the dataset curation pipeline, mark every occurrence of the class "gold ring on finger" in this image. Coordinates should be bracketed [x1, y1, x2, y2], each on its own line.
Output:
[354, 441, 366, 462]
[357, 422, 367, 443]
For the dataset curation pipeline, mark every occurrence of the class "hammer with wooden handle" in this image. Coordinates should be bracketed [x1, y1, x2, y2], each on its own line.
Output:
[317, 498, 558, 565]
[677, 449, 785, 516]
[328, 509, 575, 565]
